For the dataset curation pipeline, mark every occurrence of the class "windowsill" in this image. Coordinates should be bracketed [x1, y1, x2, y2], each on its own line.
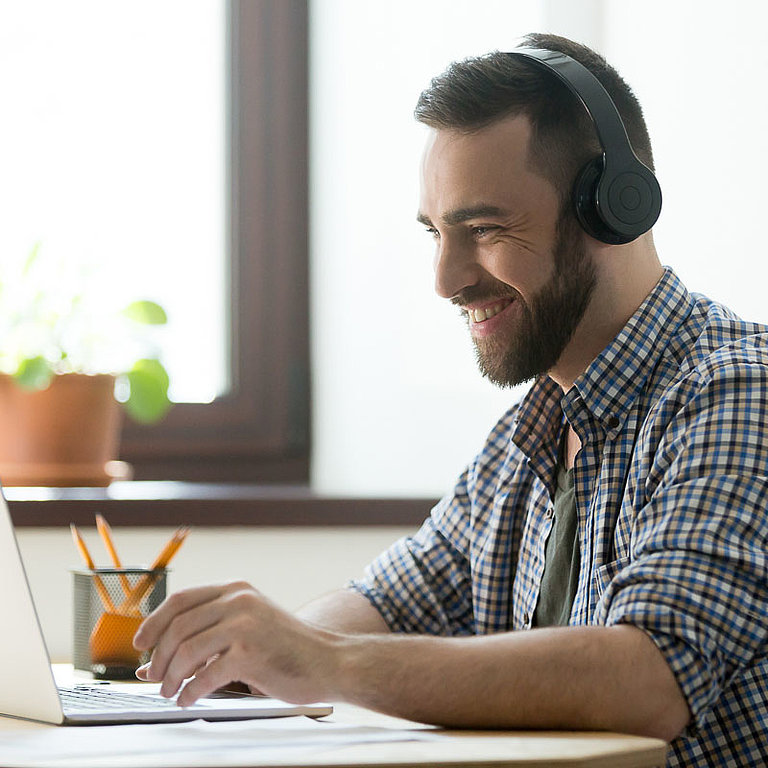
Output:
[6, 482, 436, 528]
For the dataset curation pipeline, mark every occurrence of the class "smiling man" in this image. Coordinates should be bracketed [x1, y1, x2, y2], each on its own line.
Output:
[134, 34, 768, 767]
[420, 116, 603, 391]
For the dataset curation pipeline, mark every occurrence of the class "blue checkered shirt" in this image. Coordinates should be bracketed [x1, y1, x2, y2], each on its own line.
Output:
[350, 268, 768, 766]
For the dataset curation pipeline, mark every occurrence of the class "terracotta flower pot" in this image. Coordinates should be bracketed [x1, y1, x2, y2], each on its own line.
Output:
[0, 373, 131, 486]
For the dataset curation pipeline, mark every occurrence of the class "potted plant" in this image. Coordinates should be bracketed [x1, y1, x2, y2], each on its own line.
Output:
[0, 244, 172, 486]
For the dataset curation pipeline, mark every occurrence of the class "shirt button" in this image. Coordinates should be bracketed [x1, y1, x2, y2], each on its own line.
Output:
[545, 507, 554, 520]
[522, 611, 530, 628]
[606, 415, 620, 429]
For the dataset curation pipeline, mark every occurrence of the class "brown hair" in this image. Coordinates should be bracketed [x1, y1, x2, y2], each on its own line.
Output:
[414, 33, 655, 206]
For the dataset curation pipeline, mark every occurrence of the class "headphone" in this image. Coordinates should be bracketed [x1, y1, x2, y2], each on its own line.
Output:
[508, 48, 661, 245]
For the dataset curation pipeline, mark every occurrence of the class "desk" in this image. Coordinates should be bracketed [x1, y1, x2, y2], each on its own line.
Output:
[0, 668, 668, 768]
[0, 705, 668, 768]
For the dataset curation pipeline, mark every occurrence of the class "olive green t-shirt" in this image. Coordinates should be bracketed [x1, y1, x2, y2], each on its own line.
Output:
[531, 456, 579, 628]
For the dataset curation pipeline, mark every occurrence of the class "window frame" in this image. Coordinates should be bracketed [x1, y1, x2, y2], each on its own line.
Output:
[120, 0, 310, 483]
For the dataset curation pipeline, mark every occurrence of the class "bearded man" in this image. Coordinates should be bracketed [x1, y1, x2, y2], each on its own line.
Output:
[135, 33, 768, 768]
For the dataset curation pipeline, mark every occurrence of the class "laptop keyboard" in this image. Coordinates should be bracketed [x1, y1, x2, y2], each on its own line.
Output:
[59, 685, 183, 711]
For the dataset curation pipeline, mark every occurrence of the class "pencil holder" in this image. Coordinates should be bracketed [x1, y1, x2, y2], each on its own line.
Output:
[72, 568, 167, 679]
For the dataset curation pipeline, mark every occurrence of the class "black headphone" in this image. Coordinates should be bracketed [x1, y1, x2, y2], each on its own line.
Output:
[508, 48, 661, 245]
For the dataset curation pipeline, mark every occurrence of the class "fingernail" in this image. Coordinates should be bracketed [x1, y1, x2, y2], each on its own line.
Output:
[160, 683, 176, 699]
[135, 663, 150, 679]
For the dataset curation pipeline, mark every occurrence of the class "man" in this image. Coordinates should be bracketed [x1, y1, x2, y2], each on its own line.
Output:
[134, 34, 768, 767]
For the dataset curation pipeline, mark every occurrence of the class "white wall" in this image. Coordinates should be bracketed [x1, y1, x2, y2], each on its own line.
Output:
[603, 0, 768, 322]
[310, 1, 545, 498]
[310, 0, 768, 500]
[16, 526, 411, 663]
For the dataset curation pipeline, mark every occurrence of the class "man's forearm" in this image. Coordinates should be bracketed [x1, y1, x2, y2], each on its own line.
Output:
[135, 582, 688, 742]
[329, 623, 689, 742]
[296, 588, 391, 634]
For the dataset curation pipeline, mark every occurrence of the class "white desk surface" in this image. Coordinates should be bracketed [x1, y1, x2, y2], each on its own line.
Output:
[0, 666, 668, 768]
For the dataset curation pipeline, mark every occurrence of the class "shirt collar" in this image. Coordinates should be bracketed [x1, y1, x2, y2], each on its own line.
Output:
[567, 267, 694, 433]
[513, 267, 695, 458]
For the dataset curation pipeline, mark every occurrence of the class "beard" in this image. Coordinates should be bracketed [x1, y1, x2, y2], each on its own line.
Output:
[455, 212, 597, 388]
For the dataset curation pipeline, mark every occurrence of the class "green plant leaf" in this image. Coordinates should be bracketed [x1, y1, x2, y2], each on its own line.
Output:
[123, 358, 172, 423]
[14, 356, 54, 390]
[22, 242, 42, 275]
[122, 300, 168, 325]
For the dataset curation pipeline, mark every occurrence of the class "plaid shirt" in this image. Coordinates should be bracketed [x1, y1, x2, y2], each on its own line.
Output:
[350, 268, 768, 767]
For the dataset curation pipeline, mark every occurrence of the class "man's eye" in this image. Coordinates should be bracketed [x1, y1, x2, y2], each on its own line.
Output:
[471, 225, 496, 237]
[425, 227, 440, 239]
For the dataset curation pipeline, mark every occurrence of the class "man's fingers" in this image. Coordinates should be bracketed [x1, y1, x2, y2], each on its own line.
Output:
[133, 584, 234, 650]
[158, 625, 232, 699]
[136, 655, 220, 684]
[176, 653, 238, 708]
[130, 581, 280, 703]
[141, 600, 230, 685]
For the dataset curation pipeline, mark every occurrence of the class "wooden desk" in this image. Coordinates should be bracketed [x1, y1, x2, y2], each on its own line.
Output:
[310, 703, 667, 767]
[0, 698, 668, 768]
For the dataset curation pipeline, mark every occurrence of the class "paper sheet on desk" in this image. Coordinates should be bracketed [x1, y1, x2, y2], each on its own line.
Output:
[0, 717, 439, 768]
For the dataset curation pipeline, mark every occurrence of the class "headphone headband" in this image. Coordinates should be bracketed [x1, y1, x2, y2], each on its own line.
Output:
[506, 47, 661, 244]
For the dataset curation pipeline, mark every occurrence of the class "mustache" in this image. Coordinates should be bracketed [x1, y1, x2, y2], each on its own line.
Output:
[450, 283, 520, 308]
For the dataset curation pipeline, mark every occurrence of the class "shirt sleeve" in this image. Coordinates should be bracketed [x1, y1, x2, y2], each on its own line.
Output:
[595, 356, 768, 731]
[347, 468, 476, 636]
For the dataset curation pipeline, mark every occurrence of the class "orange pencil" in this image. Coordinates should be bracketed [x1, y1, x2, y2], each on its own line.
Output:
[119, 526, 189, 613]
[95, 514, 131, 596]
[149, 526, 189, 570]
[70, 523, 116, 613]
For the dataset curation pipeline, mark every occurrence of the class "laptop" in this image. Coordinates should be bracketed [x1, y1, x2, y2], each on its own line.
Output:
[0, 490, 333, 725]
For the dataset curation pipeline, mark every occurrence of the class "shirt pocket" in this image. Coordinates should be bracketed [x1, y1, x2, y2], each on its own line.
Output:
[592, 555, 631, 601]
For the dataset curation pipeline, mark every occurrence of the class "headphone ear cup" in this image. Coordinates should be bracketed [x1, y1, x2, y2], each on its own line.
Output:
[573, 157, 627, 244]
[602, 164, 662, 242]
[573, 155, 661, 245]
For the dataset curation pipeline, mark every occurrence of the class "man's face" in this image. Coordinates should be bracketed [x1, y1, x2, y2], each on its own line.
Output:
[418, 115, 596, 388]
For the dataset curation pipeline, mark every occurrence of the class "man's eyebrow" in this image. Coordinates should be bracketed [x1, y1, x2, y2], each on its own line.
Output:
[416, 205, 508, 228]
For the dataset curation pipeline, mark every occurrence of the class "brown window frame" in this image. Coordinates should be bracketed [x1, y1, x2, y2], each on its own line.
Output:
[120, 0, 310, 483]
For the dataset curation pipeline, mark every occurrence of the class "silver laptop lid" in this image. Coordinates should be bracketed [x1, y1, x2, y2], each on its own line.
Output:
[0, 489, 64, 724]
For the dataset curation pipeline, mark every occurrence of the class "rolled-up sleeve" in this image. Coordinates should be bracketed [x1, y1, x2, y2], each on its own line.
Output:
[348, 470, 476, 636]
[595, 358, 768, 731]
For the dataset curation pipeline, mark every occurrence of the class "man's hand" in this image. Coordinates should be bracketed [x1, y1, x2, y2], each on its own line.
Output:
[132, 581, 340, 708]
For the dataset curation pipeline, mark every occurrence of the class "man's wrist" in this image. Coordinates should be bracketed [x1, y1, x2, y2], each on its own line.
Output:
[313, 627, 358, 702]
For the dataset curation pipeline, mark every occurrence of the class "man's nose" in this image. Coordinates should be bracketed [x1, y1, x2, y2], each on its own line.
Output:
[433, 239, 481, 300]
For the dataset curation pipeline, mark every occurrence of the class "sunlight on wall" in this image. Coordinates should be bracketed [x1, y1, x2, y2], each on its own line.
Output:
[604, 0, 768, 323]
[310, 1, 545, 496]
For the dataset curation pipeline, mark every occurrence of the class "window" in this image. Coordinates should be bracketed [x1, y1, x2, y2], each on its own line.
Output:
[1, 0, 310, 482]
[123, 0, 310, 482]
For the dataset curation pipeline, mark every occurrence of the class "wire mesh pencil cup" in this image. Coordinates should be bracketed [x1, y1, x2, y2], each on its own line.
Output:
[72, 568, 166, 679]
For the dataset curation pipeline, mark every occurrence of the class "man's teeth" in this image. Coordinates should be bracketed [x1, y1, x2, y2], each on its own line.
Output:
[468, 301, 509, 323]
